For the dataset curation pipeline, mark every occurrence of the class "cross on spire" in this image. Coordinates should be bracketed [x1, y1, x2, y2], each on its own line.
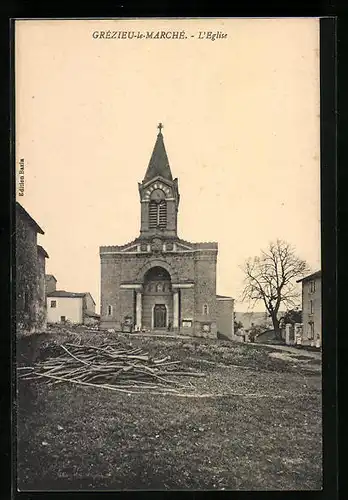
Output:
[143, 123, 172, 183]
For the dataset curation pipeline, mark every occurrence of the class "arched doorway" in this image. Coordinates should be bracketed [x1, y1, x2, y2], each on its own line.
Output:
[142, 266, 172, 330]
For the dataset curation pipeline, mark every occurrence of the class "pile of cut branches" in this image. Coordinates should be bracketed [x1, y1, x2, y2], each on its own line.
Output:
[18, 341, 205, 395]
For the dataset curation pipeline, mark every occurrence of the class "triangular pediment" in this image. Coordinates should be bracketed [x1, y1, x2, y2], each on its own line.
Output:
[175, 242, 193, 251]
[120, 244, 138, 252]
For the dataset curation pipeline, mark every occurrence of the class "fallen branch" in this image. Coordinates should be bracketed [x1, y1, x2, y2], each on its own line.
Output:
[59, 344, 92, 366]
[33, 372, 183, 395]
[18, 340, 203, 395]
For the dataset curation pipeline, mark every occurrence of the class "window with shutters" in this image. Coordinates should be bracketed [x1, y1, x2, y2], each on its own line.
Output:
[149, 200, 167, 228]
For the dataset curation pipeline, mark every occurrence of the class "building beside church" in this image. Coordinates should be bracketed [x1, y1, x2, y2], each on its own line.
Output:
[46, 275, 99, 326]
[99, 125, 234, 338]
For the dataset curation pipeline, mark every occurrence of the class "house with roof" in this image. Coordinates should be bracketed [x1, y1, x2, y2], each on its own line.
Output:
[45, 276, 99, 325]
[297, 270, 322, 347]
[16, 202, 49, 335]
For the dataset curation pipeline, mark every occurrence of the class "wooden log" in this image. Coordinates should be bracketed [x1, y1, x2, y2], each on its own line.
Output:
[46, 367, 85, 378]
[127, 366, 187, 386]
[153, 361, 180, 367]
[67, 344, 151, 362]
[107, 384, 181, 392]
[59, 345, 93, 365]
[47, 366, 86, 385]
[153, 356, 171, 364]
[157, 370, 206, 378]
[42, 364, 67, 375]
[31, 372, 155, 394]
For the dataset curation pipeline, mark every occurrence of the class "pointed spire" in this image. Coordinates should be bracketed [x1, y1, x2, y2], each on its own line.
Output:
[143, 123, 173, 182]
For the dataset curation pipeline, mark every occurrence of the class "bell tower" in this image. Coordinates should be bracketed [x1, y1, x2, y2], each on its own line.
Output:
[138, 124, 180, 239]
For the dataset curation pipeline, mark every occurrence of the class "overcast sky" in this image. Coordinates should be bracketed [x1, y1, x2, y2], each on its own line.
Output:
[16, 18, 321, 313]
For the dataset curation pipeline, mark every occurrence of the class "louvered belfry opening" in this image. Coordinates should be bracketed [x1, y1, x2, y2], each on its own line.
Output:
[158, 200, 167, 227]
[149, 201, 158, 228]
[149, 200, 167, 229]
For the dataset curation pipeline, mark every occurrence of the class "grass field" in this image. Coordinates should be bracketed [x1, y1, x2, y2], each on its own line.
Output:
[16, 330, 322, 491]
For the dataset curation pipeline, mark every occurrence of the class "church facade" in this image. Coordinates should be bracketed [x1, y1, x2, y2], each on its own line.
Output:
[99, 125, 234, 338]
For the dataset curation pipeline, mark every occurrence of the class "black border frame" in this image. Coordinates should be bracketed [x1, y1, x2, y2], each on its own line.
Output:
[0, 11, 339, 500]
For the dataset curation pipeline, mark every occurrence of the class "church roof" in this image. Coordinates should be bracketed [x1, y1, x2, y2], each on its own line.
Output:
[143, 126, 173, 183]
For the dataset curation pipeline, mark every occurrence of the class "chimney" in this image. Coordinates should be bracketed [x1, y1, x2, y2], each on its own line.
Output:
[45, 275, 57, 294]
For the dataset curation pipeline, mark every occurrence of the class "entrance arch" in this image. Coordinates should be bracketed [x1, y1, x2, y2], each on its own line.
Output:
[136, 259, 179, 283]
[142, 266, 172, 330]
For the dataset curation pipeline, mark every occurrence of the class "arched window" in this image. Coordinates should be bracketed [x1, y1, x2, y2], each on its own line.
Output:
[203, 304, 209, 315]
[107, 305, 112, 316]
[149, 200, 167, 228]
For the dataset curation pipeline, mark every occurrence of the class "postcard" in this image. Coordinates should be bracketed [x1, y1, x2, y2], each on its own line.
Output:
[15, 18, 323, 491]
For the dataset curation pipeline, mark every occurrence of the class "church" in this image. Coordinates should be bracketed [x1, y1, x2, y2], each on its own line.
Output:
[99, 124, 234, 338]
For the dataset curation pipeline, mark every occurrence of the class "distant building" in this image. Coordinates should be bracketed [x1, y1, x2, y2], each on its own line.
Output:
[297, 270, 322, 347]
[46, 277, 99, 325]
[99, 124, 234, 338]
[234, 311, 274, 331]
[16, 202, 49, 334]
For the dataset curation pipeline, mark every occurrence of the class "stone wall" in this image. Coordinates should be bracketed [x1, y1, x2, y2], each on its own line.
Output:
[193, 251, 217, 338]
[217, 298, 234, 339]
[180, 288, 195, 335]
[100, 255, 123, 330]
[84, 293, 96, 315]
[16, 212, 40, 335]
[45, 275, 57, 294]
[36, 252, 47, 332]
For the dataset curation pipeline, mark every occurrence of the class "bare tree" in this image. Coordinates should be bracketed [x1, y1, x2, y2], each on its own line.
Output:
[240, 240, 309, 339]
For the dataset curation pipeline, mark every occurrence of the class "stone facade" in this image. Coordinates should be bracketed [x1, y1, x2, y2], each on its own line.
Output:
[100, 126, 233, 338]
[217, 296, 235, 339]
[45, 274, 57, 294]
[16, 202, 48, 335]
[37, 246, 49, 331]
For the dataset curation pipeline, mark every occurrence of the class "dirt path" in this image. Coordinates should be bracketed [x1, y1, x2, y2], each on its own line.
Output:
[251, 342, 321, 360]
